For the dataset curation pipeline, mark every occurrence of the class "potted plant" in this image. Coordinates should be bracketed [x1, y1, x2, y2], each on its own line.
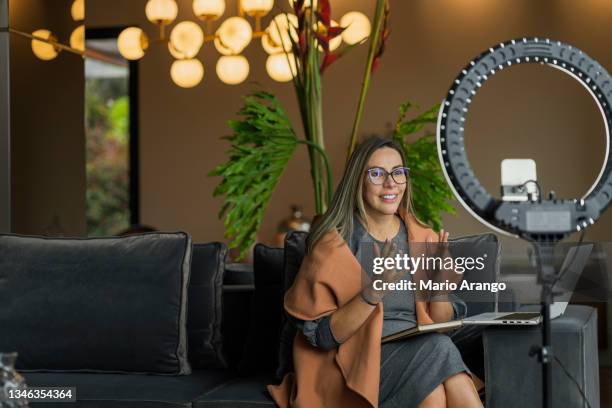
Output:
[209, 0, 455, 259]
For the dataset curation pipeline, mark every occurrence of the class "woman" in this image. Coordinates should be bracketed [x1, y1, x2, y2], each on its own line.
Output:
[267, 136, 482, 408]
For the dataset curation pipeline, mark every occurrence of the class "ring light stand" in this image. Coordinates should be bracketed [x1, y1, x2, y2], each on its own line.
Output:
[436, 37, 612, 408]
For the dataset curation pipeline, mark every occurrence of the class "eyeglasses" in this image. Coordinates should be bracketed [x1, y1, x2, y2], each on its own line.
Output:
[366, 167, 410, 185]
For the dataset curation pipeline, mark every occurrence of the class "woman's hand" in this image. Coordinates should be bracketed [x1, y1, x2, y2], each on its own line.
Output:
[334, 238, 409, 342]
[415, 229, 458, 324]
[428, 229, 463, 292]
[425, 229, 460, 322]
[360, 239, 408, 304]
[425, 229, 449, 259]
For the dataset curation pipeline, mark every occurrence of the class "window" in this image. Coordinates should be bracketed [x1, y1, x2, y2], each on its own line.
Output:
[84, 28, 139, 236]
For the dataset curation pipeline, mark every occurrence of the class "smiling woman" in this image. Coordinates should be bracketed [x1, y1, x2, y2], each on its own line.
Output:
[268, 136, 483, 408]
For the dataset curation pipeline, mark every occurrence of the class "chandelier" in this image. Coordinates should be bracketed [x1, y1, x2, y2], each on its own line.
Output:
[6, 0, 85, 61]
[117, 0, 373, 87]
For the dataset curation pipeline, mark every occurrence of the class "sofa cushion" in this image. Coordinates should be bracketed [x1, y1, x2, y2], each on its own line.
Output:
[194, 375, 276, 407]
[221, 284, 255, 371]
[446, 233, 501, 317]
[23, 369, 234, 407]
[275, 231, 307, 381]
[188, 243, 228, 369]
[224, 263, 255, 285]
[0, 232, 192, 375]
[238, 244, 284, 376]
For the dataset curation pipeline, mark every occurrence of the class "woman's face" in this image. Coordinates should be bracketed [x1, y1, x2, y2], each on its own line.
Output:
[362, 147, 407, 217]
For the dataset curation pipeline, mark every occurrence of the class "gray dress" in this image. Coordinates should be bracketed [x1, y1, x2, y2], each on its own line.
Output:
[293, 213, 470, 408]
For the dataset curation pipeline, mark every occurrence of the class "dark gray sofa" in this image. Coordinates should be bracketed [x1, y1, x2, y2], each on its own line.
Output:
[0, 231, 600, 407]
[0, 232, 276, 407]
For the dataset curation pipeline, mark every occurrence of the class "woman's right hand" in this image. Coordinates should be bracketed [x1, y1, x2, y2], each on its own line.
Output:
[335, 239, 410, 342]
[361, 239, 408, 304]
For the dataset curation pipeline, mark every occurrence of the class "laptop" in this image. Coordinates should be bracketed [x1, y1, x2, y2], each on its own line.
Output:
[461, 243, 594, 326]
[549, 243, 594, 319]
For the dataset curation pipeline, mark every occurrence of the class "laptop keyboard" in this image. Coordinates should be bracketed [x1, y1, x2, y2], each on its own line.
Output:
[494, 312, 541, 321]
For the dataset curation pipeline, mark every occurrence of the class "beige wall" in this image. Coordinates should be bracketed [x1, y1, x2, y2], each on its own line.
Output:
[6, 0, 611, 363]
[86, 0, 612, 360]
[10, 0, 86, 235]
[84, 0, 612, 252]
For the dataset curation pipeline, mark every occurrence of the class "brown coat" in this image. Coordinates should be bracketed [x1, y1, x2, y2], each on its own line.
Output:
[266, 208, 439, 408]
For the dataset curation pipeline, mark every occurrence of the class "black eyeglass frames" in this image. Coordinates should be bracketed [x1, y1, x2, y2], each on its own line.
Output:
[366, 167, 410, 185]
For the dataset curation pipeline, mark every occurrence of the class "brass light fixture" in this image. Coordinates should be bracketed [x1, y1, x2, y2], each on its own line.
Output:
[117, 0, 372, 88]
[9, 0, 85, 61]
[9, 0, 122, 66]
[8, 0, 372, 89]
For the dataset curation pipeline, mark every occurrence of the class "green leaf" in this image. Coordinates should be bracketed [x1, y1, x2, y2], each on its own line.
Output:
[393, 100, 456, 231]
[208, 90, 299, 260]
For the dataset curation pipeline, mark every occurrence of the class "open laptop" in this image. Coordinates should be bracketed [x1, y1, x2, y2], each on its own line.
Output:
[461, 243, 594, 326]
[548, 243, 594, 319]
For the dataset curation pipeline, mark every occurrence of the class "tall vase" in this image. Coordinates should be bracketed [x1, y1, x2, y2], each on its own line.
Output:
[0, 352, 28, 407]
[275, 205, 312, 247]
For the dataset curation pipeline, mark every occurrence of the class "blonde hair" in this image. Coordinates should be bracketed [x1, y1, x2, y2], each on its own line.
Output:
[306, 136, 428, 253]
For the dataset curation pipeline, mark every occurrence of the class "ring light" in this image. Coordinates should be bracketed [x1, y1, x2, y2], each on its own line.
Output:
[437, 37, 612, 241]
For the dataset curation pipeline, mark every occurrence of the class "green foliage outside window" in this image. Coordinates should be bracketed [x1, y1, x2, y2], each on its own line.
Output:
[85, 78, 130, 236]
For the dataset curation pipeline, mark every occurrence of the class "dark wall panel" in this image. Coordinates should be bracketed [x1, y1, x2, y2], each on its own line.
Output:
[0, 0, 10, 233]
[9, 0, 85, 235]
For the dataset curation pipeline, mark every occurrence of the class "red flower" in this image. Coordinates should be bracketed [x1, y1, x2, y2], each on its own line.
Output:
[298, 32, 307, 56]
[292, 0, 305, 14]
[327, 26, 344, 39]
[314, 12, 345, 55]
[316, 0, 331, 27]
[315, 32, 330, 53]
[371, 2, 391, 74]
[320, 52, 339, 74]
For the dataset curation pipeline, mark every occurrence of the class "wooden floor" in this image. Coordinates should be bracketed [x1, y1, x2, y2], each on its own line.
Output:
[603, 368, 611, 408]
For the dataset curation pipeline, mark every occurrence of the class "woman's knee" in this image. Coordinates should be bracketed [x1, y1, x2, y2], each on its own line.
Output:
[418, 384, 446, 408]
[444, 372, 473, 388]
[443, 372, 483, 407]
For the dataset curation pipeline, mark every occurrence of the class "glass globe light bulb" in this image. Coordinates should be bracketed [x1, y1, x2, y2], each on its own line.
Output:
[216, 17, 253, 55]
[170, 21, 204, 59]
[268, 14, 298, 53]
[171, 58, 204, 88]
[193, 0, 226, 21]
[241, 0, 274, 17]
[266, 53, 297, 82]
[168, 42, 185, 59]
[117, 27, 149, 60]
[70, 25, 85, 53]
[261, 30, 283, 55]
[31, 29, 59, 61]
[216, 55, 249, 85]
[340, 11, 371, 45]
[214, 37, 234, 56]
[71, 0, 84, 22]
[145, 0, 179, 25]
